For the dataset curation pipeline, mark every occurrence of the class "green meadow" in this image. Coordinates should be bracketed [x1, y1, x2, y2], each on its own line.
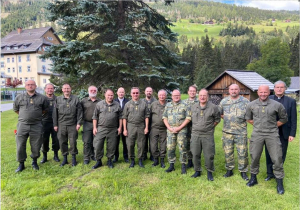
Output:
[1, 103, 299, 209]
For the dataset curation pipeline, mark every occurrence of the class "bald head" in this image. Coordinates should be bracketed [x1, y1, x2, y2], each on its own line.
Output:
[25, 80, 37, 94]
[229, 84, 240, 99]
[257, 85, 270, 102]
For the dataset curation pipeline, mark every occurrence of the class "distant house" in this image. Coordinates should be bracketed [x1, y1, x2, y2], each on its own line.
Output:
[285, 19, 291, 23]
[286, 76, 299, 94]
[1, 27, 62, 88]
[272, 18, 276, 22]
[205, 69, 274, 104]
[204, 20, 214, 25]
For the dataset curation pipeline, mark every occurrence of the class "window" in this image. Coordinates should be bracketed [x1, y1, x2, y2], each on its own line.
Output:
[42, 65, 46, 72]
[18, 56, 21, 62]
[7, 47, 10, 50]
[19, 77, 22, 81]
[25, 77, 28, 82]
[1, 55, 4, 58]
[13, 46, 18, 50]
[12, 57, 14, 63]
[18, 66, 22, 73]
[30, 77, 35, 81]
[8, 68, 10, 73]
[12, 67, 15, 73]
[7, 58, 10, 63]
[1, 62, 4, 68]
[27, 66, 31, 72]
[43, 79, 47, 83]
[27, 54, 30, 61]
[47, 36, 53, 40]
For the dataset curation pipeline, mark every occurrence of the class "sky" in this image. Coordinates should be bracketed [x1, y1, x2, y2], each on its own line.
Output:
[212, 0, 299, 11]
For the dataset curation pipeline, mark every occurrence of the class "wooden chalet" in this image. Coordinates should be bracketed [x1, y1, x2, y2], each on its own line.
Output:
[205, 70, 274, 104]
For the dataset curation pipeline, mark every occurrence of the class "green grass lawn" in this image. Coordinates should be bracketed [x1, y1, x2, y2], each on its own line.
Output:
[1, 107, 299, 209]
[1, 100, 13, 104]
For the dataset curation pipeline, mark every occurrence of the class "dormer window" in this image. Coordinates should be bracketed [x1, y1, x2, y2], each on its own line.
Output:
[7, 47, 10, 50]
[47, 36, 53, 40]
[13, 46, 18, 49]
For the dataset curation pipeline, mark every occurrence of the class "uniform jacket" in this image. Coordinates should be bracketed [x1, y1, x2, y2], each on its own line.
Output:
[114, 97, 129, 110]
[269, 95, 297, 139]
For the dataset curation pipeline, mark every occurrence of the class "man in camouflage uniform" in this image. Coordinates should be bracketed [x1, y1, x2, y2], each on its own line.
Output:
[163, 89, 191, 174]
[150, 89, 167, 168]
[183, 85, 198, 168]
[13, 80, 49, 172]
[81, 86, 101, 165]
[123, 87, 150, 168]
[92, 89, 122, 169]
[219, 84, 250, 180]
[190, 89, 220, 181]
[41, 83, 60, 164]
[245, 85, 287, 194]
[143, 87, 156, 161]
[53, 84, 82, 167]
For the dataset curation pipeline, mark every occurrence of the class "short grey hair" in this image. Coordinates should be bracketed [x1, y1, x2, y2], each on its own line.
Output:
[44, 83, 54, 89]
[158, 89, 167, 95]
[274, 81, 287, 88]
[88, 85, 98, 92]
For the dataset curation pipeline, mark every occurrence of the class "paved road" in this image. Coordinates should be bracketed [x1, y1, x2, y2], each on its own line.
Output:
[1, 103, 13, 112]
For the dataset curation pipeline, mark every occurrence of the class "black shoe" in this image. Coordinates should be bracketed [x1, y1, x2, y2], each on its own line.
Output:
[15, 162, 25, 173]
[32, 160, 39, 170]
[92, 160, 102, 169]
[265, 175, 275, 181]
[107, 159, 114, 168]
[223, 170, 233, 178]
[91, 156, 96, 161]
[191, 171, 201, 178]
[207, 171, 214, 181]
[84, 160, 90, 165]
[60, 155, 68, 167]
[72, 155, 77, 167]
[53, 151, 60, 162]
[139, 159, 145, 168]
[181, 163, 187, 174]
[129, 159, 135, 168]
[143, 155, 148, 161]
[150, 155, 154, 161]
[112, 158, 118, 163]
[160, 158, 166, 168]
[124, 158, 129, 163]
[152, 158, 159, 167]
[40, 152, 47, 163]
[187, 159, 193, 169]
[276, 178, 284, 194]
[246, 174, 258, 187]
[165, 163, 175, 173]
[241, 172, 249, 181]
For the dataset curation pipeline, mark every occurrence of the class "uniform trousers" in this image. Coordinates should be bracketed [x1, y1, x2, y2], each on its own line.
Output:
[82, 121, 95, 160]
[41, 121, 59, 153]
[57, 124, 78, 156]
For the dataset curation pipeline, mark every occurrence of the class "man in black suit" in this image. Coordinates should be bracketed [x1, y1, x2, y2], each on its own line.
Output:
[265, 80, 297, 181]
[113, 87, 129, 163]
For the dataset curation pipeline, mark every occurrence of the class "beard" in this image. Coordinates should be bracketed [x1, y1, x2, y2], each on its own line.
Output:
[89, 93, 97, 97]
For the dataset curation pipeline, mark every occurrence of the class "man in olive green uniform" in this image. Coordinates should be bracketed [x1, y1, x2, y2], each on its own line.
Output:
[123, 87, 150, 168]
[190, 89, 220, 181]
[143, 87, 156, 161]
[53, 84, 82, 167]
[41, 83, 60, 164]
[81, 86, 101, 165]
[219, 84, 250, 181]
[13, 80, 49, 172]
[150, 89, 167, 168]
[183, 85, 198, 168]
[92, 89, 122, 169]
[163, 89, 191, 174]
[245, 85, 287, 194]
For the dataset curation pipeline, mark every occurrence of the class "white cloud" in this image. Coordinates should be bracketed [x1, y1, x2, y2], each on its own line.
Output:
[234, 0, 299, 11]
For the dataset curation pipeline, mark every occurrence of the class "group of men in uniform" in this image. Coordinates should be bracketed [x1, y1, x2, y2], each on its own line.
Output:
[13, 80, 296, 194]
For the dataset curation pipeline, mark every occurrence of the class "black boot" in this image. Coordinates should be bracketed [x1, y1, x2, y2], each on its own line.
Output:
[92, 160, 102, 169]
[60, 155, 68, 166]
[129, 158, 135, 168]
[181, 163, 187, 174]
[40, 152, 47, 163]
[241, 172, 249, 181]
[276, 178, 284, 194]
[265, 175, 275, 181]
[223, 170, 233, 178]
[72, 155, 77, 166]
[113, 157, 118, 163]
[191, 171, 201, 178]
[246, 174, 258, 187]
[124, 156, 129, 163]
[91, 156, 96, 161]
[32, 159, 39, 170]
[165, 163, 175, 173]
[150, 154, 154, 161]
[207, 171, 214, 181]
[139, 158, 145, 168]
[107, 159, 114, 168]
[53, 151, 60, 162]
[187, 159, 193, 168]
[152, 158, 159, 167]
[15, 162, 25, 173]
[84, 159, 90, 165]
[160, 158, 166, 168]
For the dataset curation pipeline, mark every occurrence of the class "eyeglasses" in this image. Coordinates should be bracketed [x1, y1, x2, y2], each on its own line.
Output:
[132, 92, 139, 94]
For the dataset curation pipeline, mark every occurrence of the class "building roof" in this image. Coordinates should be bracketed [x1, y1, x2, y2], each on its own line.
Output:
[1, 27, 62, 54]
[288, 77, 299, 89]
[206, 69, 274, 91]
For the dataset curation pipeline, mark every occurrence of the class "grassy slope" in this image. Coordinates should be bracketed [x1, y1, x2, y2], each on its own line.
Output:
[1, 105, 299, 209]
